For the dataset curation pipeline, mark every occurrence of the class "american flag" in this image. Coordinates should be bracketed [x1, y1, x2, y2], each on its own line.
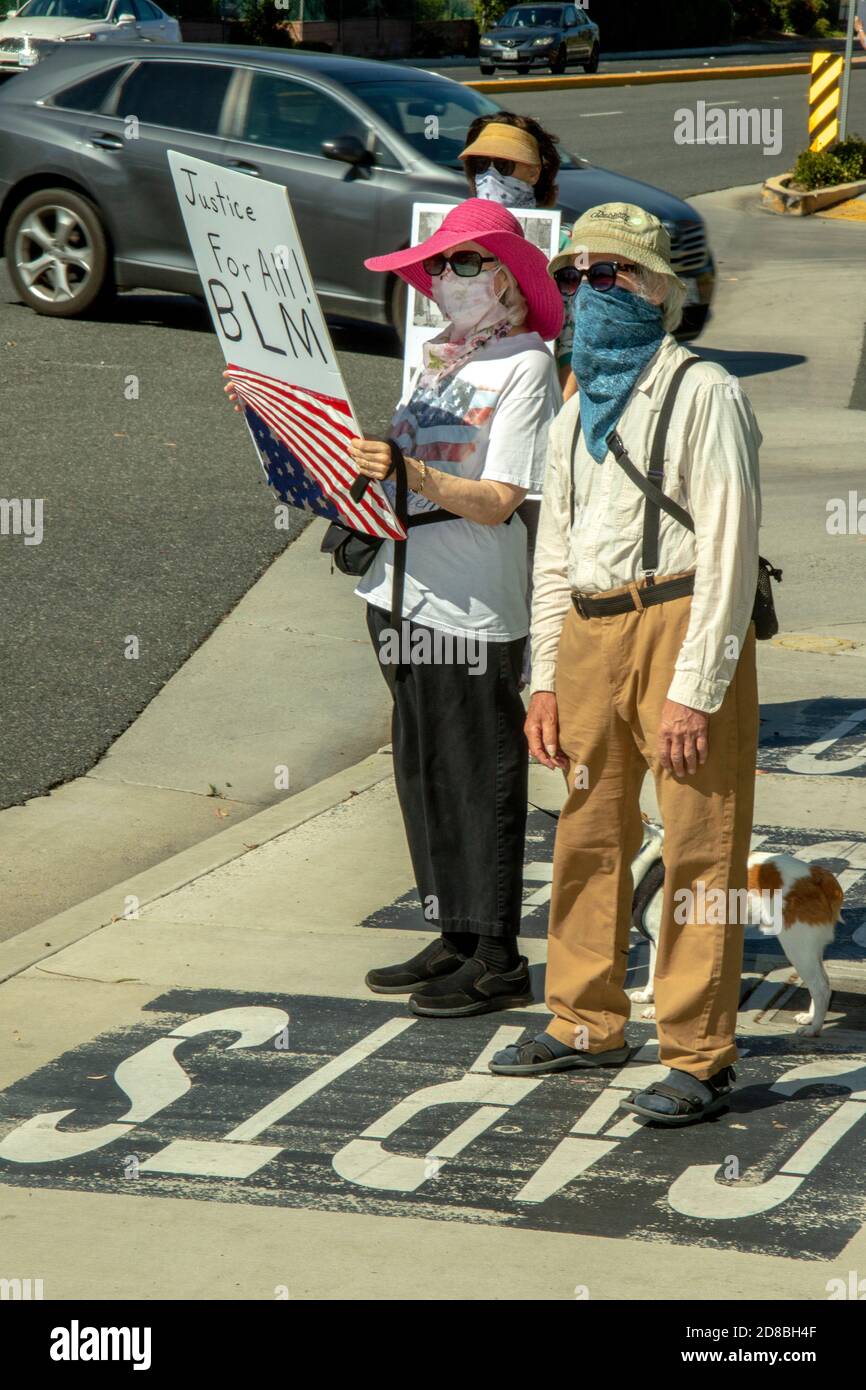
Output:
[226, 363, 406, 541]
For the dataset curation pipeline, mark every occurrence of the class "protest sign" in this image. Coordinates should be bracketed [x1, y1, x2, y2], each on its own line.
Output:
[167, 151, 403, 540]
[401, 204, 562, 400]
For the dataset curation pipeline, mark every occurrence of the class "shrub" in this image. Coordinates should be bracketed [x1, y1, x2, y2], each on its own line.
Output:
[785, 0, 828, 36]
[791, 134, 866, 189]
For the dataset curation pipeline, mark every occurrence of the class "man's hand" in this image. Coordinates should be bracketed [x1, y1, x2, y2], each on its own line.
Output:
[525, 691, 569, 771]
[658, 699, 709, 776]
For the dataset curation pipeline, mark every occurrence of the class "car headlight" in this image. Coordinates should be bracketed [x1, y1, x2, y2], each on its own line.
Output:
[532, 35, 555, 45]
[480, 37, 493, 46]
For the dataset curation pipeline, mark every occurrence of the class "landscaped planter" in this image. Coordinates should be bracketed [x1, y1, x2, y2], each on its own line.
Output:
[762, 171, 866, 216]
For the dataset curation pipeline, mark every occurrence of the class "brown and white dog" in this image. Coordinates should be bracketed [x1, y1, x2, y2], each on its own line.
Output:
[628, 825, 844, 1037]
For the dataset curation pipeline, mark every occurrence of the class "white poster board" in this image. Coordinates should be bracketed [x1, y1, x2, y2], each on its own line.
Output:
[401, 203, 562, 400]
[167, 150, 402, 540]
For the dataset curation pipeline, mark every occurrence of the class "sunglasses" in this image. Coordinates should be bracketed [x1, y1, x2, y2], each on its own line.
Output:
[422, 250, 499, 279]
[554, 261, 638, 296]
[466, 156, 517, 178]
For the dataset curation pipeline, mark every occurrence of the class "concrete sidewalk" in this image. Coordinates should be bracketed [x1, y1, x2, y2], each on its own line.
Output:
[1, 738, 865, 1300]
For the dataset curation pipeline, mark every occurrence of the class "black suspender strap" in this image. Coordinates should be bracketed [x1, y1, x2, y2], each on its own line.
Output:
[568, 411, 582, 531]
[389, 440, 410, 631]
[607, 356, 701, 580]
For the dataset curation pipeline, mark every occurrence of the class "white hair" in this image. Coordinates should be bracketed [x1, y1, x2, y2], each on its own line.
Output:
[631, 265, 687, 333]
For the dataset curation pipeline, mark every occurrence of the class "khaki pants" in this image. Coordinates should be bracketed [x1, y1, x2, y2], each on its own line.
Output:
[546, 583, 758, 1079]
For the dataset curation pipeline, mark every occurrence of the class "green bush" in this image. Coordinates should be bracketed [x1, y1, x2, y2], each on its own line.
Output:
[474, 0, 507, 31]
[791, 134, 866, 189]
[780, 0, 827, 34]
[730, 0, 775, 36]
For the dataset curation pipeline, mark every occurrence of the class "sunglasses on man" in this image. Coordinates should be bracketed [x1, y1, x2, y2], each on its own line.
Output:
[465, 156, 518, 179]
[554, 261, 638, 296]
[422, 251, 499, 279]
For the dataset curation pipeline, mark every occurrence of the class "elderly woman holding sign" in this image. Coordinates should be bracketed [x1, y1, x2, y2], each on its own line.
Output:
[347, 199, 562, 1020]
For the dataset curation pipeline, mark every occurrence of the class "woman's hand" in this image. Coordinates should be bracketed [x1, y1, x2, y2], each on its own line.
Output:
[348, 438, 395, 482]
[525, 691, 569, 771]
[222, 371, 242, 413]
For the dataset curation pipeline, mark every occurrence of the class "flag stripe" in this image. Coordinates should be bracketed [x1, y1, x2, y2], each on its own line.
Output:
[225, 365, 405, 539]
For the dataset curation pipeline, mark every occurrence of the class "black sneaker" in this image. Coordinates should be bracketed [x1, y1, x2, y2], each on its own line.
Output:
[409, 956, 533, 1018]
[365, 938, 466, 995]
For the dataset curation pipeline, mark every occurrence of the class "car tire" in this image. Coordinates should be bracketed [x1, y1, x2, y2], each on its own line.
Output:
[583, 43, 600, 73]
[550, 45, 567, 74]
[4, 187, 114, 318]
[479, 64, 495, 74]
[516, 63, 530, 73]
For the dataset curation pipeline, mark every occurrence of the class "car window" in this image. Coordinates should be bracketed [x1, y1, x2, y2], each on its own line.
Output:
[114, 0, 137, 14]
[16, 0, 111, 16]
[51, 63, 130, 113]
[237, 71, 377, 161]
[565, 7, 578, 23]
[350, 78, 500, 167]
[139, 0, 164, 15]
[115, 61, 233, 135]
[498, 7, 563, 26]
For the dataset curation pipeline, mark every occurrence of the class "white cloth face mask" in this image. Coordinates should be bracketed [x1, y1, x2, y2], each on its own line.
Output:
[475, 167, 537, 209]
[430, 267, 505, 337]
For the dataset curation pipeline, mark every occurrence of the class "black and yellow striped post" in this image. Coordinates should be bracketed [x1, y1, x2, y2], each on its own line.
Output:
[808, 50, 844, 151]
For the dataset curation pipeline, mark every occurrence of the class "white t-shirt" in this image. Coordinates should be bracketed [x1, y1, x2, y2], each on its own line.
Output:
[356, 332, 561, 642]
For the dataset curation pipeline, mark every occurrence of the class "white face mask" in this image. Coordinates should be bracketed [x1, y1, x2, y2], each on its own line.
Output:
[475, 167, 537, 209]
[430, 267, 505, 338]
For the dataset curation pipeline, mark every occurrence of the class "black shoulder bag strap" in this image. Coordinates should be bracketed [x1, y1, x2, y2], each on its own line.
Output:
[388, 441, 513, 631]
[569, 410, 582, 531]
[606, 356, 701, 579]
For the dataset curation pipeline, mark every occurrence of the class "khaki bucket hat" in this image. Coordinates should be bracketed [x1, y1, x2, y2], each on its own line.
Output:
[549, 202, 676, 279]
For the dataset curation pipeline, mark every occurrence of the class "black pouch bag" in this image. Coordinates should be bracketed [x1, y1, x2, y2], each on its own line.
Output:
[319, 439, 405, 578]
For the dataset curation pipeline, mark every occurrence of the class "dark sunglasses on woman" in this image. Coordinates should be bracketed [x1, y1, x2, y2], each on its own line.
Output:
[422, 250, 499, 278]
[466, 156, 517, 178]
[554, 261, 638, 296]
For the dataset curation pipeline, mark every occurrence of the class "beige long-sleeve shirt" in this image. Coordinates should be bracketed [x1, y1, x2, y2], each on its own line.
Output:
[530, 334, 762, 713]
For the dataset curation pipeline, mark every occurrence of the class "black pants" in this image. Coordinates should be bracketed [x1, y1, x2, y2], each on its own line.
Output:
[366, 604, 528, 938]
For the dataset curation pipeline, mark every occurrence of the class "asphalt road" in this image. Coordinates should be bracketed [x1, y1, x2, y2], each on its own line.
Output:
[466, 68, 866, 198]
[0, 276, 402, 809]
[1, 62, 864, 809]
[428, 43, 858, 84]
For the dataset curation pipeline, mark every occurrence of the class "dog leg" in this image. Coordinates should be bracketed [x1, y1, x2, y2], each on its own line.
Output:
[780, 925, 834, 1037]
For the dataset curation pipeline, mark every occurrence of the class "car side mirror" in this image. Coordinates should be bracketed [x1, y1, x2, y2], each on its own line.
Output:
[322, 135, 373, 167]
[117, 12, 137, 23]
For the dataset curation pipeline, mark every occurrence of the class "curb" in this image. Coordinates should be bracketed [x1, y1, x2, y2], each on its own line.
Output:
[400, 40, 854, 70]
[465, 55, 866, 94]
[0, 749, 393, 986]
[762, 172, 866, 215]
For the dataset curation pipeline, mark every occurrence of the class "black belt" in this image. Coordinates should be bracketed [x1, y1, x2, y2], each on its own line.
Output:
[572, 572, 695, 619]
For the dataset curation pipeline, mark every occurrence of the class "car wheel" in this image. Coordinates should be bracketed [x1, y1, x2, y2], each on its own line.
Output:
[4, 187, 114, 318]
[550, 44, 567, 74]
[583, 43, 600, 73]
[479, 64, 495, 74]
[516, 63, 530, 73]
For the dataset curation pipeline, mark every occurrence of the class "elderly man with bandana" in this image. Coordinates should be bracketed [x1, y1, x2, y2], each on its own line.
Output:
[490, 203, 763, 1128]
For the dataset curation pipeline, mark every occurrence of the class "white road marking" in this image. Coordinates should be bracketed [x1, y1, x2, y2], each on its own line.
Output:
[139, 1139, 283, 1179]
[579, 110, 624, 117]
[224, 1017, 415, 1142]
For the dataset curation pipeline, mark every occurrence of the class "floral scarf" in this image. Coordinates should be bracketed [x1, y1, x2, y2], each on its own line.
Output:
[419, 317, 512, 388]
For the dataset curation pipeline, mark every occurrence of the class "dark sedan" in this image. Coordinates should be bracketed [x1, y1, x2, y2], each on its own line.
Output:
[0, 43, 714, 337]
[479, 4, 600, 75]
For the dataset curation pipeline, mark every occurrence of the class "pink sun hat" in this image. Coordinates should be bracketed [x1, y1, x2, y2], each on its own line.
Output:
[365, 198, 563, 343]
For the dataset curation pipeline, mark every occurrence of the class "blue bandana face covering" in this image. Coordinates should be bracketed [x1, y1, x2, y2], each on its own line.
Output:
[570, 284, 665, 463]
